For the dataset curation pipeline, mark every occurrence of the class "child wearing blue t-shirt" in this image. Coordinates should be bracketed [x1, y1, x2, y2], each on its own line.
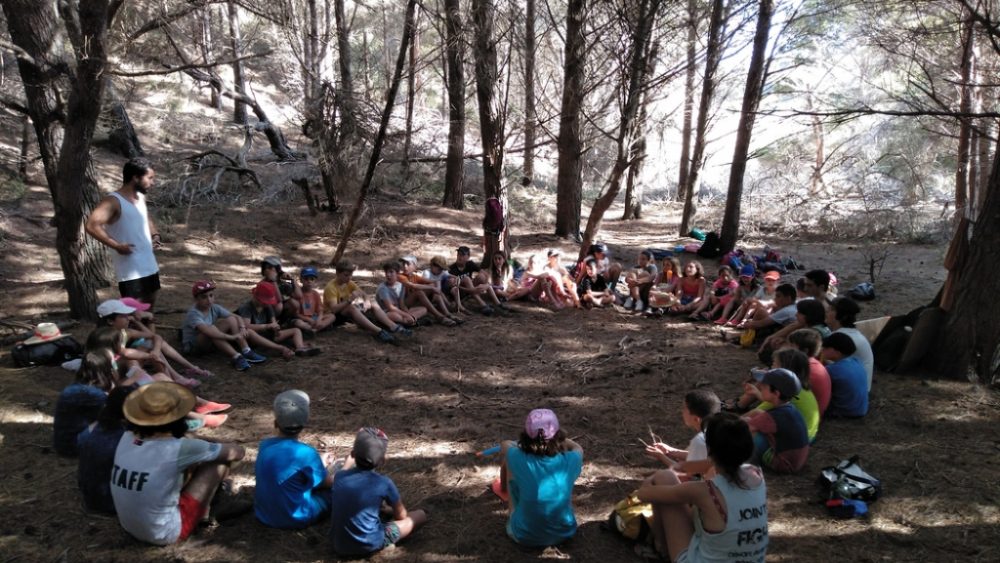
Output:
[496, 409, 584, 547]
[328, 428, 427, 556]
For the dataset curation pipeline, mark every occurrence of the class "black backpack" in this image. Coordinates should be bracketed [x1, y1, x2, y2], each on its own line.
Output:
[11, 337, 83, 367]
[697, 231, 723, 259]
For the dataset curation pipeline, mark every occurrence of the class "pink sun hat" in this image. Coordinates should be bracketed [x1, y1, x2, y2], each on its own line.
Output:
[524, 408, 560, 440]
[119, 297, 151, 311]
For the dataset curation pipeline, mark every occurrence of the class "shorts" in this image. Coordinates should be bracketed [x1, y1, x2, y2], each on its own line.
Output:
[177, 492, 207, 541]
[680, 295, 695, 306]
[119, 273, 161, 301]
[181, 336, 215, 356]
[383, 521, 402, 548]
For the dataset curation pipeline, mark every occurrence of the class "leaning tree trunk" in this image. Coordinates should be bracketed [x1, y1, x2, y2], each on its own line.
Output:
[441, 0, 466, 209]
[676, 0, 698, 203]
[472, 0, 509, 258]
[718, 0, 773, 254]
[105, 81, 145, 158]
[522, 0, 537, 185]
[679, 0, 725, 237]
[554, 0, 586, 239]
[227, 1, 248, 125]
[936, 141, 1000, 383]
[4, 0, 116, 320]
[955, 8, 975, 220]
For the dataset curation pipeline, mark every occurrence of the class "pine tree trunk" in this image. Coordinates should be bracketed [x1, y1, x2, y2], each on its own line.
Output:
[228, 1, 248, 125]
[554, 0, 587, 239]
[403, 9, 420, 180]
[718, 0, 773, 254]
[441, 0, 466, 209]
[522, 0, 537, 185]
[955, 9, 975, 220]
[18, 114, 30, 181]
[679, 0, 725, 237]
[623, 42, 657, 221]
[199, 6, 222, 109]
[676, 0, 698, 202]
[472, 0, 508, 257]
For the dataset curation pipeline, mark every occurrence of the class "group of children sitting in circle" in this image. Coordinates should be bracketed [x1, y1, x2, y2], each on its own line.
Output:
[47, 242, 876, 561]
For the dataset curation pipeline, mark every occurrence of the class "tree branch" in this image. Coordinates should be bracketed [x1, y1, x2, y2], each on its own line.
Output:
[108, 52, 270, 77]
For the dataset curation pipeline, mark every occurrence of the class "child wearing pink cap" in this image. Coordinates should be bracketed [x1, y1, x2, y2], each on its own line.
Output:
[495, 408, 583, 547]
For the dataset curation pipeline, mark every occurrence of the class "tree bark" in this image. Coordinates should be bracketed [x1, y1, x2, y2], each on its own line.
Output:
[227, 1, 248, 125]
[554, 0, 587, 239]
[472, 0, 508, 257]
[679, 0, 725, 237]
[330, 0, 419, 266]
[676, 0, 698, 203]
[4, 0, 119, 320]
[623, 41, 658, 221]
[579, 0, 662, 260]
[199, 5, 222, 109]
[441, 0, 466, 209]
[955, 8, 975, 220]
[718, 0, 773, 254]
[18, 114, 30, 180]
[522, 0, 537, 185]
[403, 8, 421, 180]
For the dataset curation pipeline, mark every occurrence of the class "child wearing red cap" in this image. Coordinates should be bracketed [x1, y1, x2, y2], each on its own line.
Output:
[181, 280, 270, 371]
[236, 281, 320, 359]
[496, 408, 583, 547]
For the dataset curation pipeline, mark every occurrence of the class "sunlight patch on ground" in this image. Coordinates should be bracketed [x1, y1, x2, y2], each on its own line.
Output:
[0, 404, 53, 425]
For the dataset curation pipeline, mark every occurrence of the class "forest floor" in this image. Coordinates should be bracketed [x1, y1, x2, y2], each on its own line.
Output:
[1, 177, 998, 562]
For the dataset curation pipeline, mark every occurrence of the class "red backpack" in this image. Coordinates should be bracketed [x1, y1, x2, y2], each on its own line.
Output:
[483, 197, 505, 235]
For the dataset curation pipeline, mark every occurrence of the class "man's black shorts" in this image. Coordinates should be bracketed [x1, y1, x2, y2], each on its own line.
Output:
[119, 272, 161, 301]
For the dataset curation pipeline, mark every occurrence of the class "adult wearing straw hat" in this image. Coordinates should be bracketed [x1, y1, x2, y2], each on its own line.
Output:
[110, 382, 245, 545]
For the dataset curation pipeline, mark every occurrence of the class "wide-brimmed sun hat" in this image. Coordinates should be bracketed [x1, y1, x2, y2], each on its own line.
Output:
[23, 323, 69, 346]
[123, 382, 196, 426]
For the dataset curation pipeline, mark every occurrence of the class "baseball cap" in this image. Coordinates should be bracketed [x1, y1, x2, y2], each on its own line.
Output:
[252, 281, 280, 306]
[119, 297, 151, 311]
[399, 255, 418, 265]
[301, 266, 319, 279]
[751, 368, 801, 399]
[353, 427, 389, 469]
[547, 248, 562, 258]
[456, 246, 471, 255]
[739, 263, 756, 278]
[97, 299, 136, 318]
[524, 408, 560, 440]
[430, 255, 448, 269]
[763, 270, 781, 281]
[273, 389, 310, 431]
[262, 256, 282, 268]
[192, 280, 216, 297]
[590, 242, 608, 255]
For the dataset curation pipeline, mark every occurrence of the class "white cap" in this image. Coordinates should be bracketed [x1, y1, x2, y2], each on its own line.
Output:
[97, 299, 136, 318]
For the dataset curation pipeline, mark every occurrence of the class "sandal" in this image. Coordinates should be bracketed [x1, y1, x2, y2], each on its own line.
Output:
[183, 367, 214, 378]
[440, 317, 457, 327]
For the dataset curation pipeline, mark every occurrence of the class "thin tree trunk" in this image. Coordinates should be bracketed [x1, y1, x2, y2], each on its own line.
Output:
[441, 0, 466, 209]
[579, 0, 662, 259]
[472, 0, 508, 257]
[955, 9, 975, 220]
[679, 0, 725, 237]
[718, 0, 773, 254]
[623, 41, 657, 221]
[676, 0, 698, 203]
[200, 5, 222, 109]
[554, 0, 587, 239]
[18, 114, 30, 180]
[976, 120, 993, 219]
[522, 0, 537, 185]
[227, 1, 248, 125]
[403, 9, 420, 180]
[807, 92, 825, 196]
[330, 0, 419, 266]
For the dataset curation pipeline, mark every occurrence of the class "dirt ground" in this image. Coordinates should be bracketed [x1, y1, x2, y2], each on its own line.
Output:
[1, 178, 999, 563]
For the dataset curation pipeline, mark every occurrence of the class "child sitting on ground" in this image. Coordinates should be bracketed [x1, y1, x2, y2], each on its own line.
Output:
[496, 408, 583, 547]
[181, 280, 271, 372]
[328, 428, 428, 556]
[237, 281, 321, 358]
[577, 258, 615, 307]
[297, 267, 338, 333]
[449, 246, 507, 313]
[731, 270, 780, 327]
[398, 255, 461, 326]
[624, 250, 658, 313]
[740, 283, 798, 344]
[669, 260, 706, 315]
[425, 255, 472, 315]
[647, 256, 682, 314]
[324, 261, 410, 343]
[821, 333, 869, 418]
[644, 389, 721, 480]
[544, 249, 581, 309]
[77, 385, 131, 514]
[485, 251, 515, 300]
[375, 262, 428, 327]
[785, 329, 832, 416]
[693, 265, 737, 321]
[742, 368, 810, 473]
[740, 348, 821, 443]
[758, 298, 830, 364]
[716, 264, 756, 325]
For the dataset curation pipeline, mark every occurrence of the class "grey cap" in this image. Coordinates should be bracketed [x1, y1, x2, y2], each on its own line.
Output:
[353, 427, 388, 469]
[274, 389, 310, 431]
[399, 255, 418, 265]
[262, 256, 282, 267]
[751, 368, 801, 400]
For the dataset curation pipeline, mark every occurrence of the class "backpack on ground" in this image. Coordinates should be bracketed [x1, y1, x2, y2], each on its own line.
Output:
[11, 336, 84, 368]
[696, 231, 723, 259]
[817, 455, 882, 503]
[605, 490, 653, 542]
[483, 197, 505, 236]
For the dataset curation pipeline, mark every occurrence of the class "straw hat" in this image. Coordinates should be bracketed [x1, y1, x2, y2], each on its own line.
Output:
[23, 323, 69, 346]
[123, 382, 196, 426]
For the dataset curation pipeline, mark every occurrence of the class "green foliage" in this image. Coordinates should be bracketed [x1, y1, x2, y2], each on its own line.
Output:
[0, 175, 27, 203]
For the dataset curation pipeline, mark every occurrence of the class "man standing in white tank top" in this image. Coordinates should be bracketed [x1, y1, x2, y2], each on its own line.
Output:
[86, 157, 163, 309]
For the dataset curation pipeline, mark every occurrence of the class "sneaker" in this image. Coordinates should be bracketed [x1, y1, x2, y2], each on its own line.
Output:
[481, 305, 494, 316]
[202, 414, 228, 429]
[186, 418, 205, 431]
[232, 356, 251, 371]
[634, 299, 645, 312]
[194, 401, 233, 415]
[392, 325, 413, 337]
[376, 330, 396, 343]
[623, 297, 634, 309]
[294, 347, 321, 357]
[242, 349, 267, 363]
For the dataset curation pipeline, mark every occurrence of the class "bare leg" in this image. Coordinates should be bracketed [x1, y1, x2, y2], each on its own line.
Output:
[392, 509, 428, 542]
[647, 469, 695, 559]
[246, 330, 292, 357]
[345, 306, 383, 334]
[368, 302, 400, 331]
[183, 462, 231, 511]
